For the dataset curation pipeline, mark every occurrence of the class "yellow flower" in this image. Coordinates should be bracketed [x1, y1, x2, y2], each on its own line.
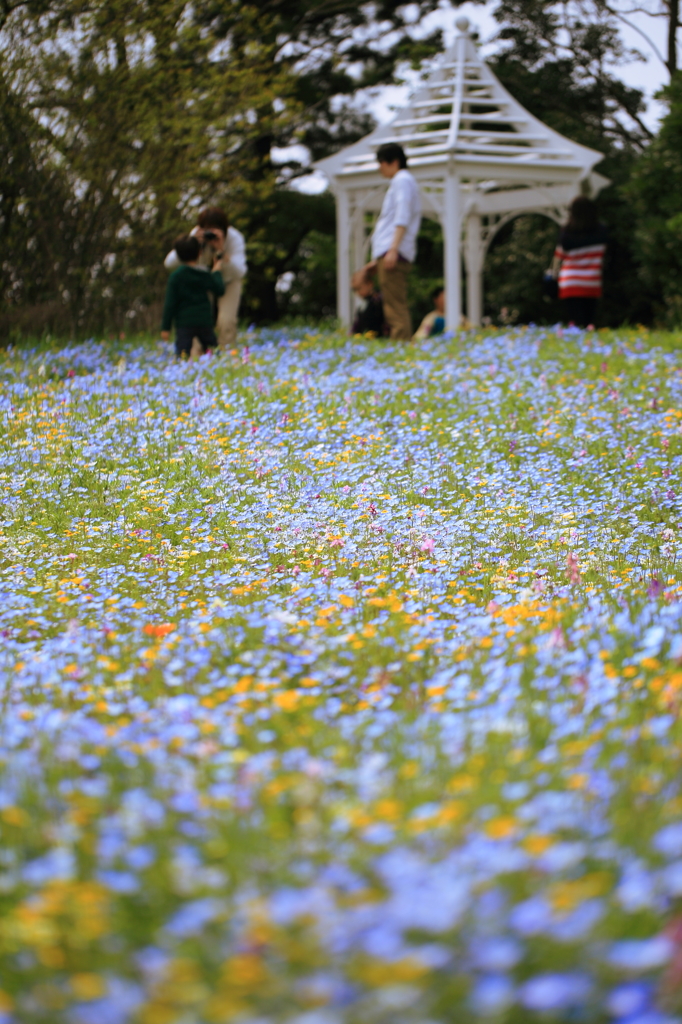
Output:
[273, 690, 301, 712]
[485, 815, 518, 839]
[70, 974, 106, 1000]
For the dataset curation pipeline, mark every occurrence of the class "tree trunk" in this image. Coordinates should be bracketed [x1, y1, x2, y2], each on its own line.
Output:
[668, 0, 679, 76]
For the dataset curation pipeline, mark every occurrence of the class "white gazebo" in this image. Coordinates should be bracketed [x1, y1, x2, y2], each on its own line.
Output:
[314, 17, 609, 329]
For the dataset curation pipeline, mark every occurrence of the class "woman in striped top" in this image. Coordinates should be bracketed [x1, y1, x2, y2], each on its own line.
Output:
[553, 196, 608, 328]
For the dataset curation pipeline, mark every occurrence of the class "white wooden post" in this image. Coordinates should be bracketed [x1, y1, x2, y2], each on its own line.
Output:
[351, 200, 366, 325]
[444, 170, 461, 330]
[465, 213, 483, 326]
[353, 204, 365, 273]
[336, 188, 351, 327]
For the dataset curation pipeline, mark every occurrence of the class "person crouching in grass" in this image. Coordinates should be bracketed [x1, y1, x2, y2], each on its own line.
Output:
[160, 235, 225, 359]
[351, 268, 387, 336]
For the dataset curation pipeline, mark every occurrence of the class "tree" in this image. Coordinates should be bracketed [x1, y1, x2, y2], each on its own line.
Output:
[1, 0, 476, 333]
[1, 0, 300, 333]
[628, 74, 682, 325]
[200, 0, 467, 320]
[477, 0, 655, 326]
[598, 0, 679, 77]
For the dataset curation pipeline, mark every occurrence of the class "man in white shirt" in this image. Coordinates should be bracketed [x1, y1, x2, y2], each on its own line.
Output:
[367, 143, 421, 340]
[164, 206, 247, 351]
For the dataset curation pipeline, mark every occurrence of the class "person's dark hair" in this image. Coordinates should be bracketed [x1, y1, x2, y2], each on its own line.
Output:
[431, 285, 444, 302]
[566, 195, 598, 233]
[197, 206, 229, 232]
[377, 143, 407, 169]
[174, 234, 201, 263]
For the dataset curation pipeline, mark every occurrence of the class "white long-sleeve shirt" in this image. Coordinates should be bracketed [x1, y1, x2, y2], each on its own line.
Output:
[371, 169, 421, 262]
[164, 225, 247, 283]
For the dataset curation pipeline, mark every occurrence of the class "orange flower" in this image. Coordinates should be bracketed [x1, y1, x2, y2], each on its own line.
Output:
[142, 623, 176, 638]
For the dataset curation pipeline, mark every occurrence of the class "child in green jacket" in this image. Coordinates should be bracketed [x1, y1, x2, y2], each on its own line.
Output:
[161, 235, 225, 358]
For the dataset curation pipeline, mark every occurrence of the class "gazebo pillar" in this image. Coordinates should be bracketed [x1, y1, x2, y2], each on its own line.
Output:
[465, 213, 483, 326]
[336, 188, 351, 327]
[351, 202, 366, 325]
[317, 21, 609, 334]
[444, 170, 462, 331]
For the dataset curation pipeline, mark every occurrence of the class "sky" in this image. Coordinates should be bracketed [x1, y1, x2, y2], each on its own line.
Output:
[286, 0, 671, 193]
[370, 0, 670, 129]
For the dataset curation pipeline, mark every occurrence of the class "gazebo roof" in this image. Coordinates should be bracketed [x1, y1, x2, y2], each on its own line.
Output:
[316, 17, 605, 189]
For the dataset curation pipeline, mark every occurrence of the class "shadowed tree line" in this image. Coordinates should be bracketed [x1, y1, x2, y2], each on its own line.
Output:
[2, 0, 682, 335]
[0, 0, 445, 335]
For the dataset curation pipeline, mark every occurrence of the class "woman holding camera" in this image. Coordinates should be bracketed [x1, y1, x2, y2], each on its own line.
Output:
[164, 206, 247, 351]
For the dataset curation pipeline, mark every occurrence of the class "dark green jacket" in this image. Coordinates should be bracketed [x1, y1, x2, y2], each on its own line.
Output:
[161, 265, 225, 331]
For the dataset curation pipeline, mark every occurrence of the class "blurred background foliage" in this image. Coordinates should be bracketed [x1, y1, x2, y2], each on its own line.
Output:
[1, 0, 682, 335]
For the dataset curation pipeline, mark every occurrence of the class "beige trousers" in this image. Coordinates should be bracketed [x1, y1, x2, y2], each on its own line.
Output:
[377, 256, 412, 340]
[216, 277, 243, 349]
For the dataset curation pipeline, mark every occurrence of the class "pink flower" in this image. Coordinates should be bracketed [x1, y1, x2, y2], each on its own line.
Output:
[420, 536, 435, 553]
[566, 552, 581, 585]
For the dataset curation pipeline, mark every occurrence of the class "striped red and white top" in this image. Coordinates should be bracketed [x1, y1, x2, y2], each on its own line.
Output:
[554, 226, 608, 299]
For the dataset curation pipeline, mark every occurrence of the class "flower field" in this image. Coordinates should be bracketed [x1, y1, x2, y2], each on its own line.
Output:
[3, 325, 682, 1023]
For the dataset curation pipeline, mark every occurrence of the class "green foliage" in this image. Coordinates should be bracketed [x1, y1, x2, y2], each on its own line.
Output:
[490, 0, 652, 152]
[241, 191, 336, 323]
[277, 231, 338, 322]
[409, 219, 445, 329]
[0, 0, 462, 335]
[484, 0, 654, 327]
[484, 215, 559, 326]
[1, 0, 300, 334]
[629, 74, 682, 327]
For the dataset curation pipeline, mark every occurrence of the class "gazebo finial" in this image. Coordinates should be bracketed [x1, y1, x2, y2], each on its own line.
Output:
[455, 15, 470, 34]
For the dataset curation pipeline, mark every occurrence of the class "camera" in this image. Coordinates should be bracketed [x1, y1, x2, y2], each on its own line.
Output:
[203, 230, 218, 242]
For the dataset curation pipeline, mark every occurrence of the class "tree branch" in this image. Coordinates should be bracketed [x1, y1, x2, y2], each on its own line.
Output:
[603, 2, 668, 68]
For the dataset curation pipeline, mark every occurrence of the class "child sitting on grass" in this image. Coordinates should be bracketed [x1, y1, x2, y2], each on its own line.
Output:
[412, 286, 446, 341]
[160, 235, 225, 359]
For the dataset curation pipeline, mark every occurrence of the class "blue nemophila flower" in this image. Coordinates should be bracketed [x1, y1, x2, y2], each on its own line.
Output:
[607, 936, 674, 971]
[1, 326, 682, 1018]
[519, 972, 592, 1011]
